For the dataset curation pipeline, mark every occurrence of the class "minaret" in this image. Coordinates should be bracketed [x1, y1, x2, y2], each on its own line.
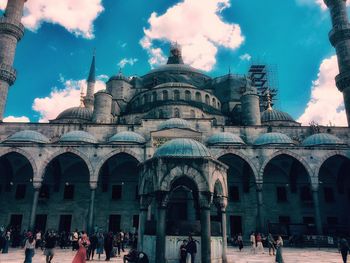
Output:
[0, 0, 26, 120]
[324, 0, 350, 126]
[84, 52, 96, 110]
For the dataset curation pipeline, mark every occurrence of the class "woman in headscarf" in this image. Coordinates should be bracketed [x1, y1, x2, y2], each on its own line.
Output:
[72, 233, 90, 263]
[275, 235, 284, 263]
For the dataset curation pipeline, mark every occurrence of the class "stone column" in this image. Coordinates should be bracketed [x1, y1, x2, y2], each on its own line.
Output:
[29, 181, 41, 231]
[200, 192, 212, 263]
[256, 183, 264, 232]
[155, 192, 168, 263]
[138, 195, 152, 251]
[88, 182, 97, 234]
[312, 186, 323, 235]
[216, 197, 228, 263]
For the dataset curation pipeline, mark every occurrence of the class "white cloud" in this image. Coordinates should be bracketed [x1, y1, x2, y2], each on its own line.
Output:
[239, 53, 251, 61]
[3, 116, 30, 123]
[118, 58, 138, 68]
[32, 76, 106, 122]
[296, 0, 349, 10]
[0, 0, 104, 39]
[298, 55, 347, 126]
[140, 0, 244, 71]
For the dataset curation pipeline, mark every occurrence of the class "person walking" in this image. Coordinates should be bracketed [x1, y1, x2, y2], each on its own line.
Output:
[237, 233, 244, 252]
[44, 231, 56, 263]
[250, 232, 256, 254]
[179, 240, 187, 263]
[256, 233, 264, 253]
[35, 231, 42, 249]
[87, 232, 97, 260]
[72, 233, 90, 263]
[72, 230, 79, 251]
[275, 235, 284, 263]
[185, 235, 197, 263]
[268, 233, 276, 256]
[339, 238, 350, 263]
[23, 232, 35, 263]
[104, 232, 113, 261]
[96, 232, 104, 260]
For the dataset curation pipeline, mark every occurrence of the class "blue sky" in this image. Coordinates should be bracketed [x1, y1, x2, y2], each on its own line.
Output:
[0, 0, 346, 125]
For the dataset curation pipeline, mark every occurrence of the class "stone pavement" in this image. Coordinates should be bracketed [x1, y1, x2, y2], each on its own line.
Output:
[0, 246, 343, 262]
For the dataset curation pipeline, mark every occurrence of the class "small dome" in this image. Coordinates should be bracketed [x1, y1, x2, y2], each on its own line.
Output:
[207, 132, 245, 146]
[59, 131, 96, 144]
[55, 107, 92, 121]
[154, 138, 211, 158]
[158, 118, 191, 130]
[254, 132, 294, 146]
[4, 130, 50, 144]
[109, 131, 146, 144]
[302, 133, 346, 147]
[261, 108, 295, 123]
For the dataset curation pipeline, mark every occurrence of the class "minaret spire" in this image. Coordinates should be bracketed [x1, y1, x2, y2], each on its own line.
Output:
[324, 0, 350, 126]
[0, 0, 26, 120]
[84, 50, 96, 110]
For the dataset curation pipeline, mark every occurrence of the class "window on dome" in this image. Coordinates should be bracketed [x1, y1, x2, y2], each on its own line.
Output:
[174, 90, 180, 100]
[195, 92, 202, 102]
[212, 98, 216, 107]
[205, 94, 210, 104]
[152, 91, 157, 102]
[174, 108, 180, 118]
[185, 90, 191, 101]
[162, 90, 168, 100]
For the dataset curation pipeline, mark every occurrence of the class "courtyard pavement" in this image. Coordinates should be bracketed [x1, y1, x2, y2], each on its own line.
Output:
[0, 246, 343, 262]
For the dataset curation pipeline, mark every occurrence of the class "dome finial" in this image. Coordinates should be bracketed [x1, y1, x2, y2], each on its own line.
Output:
[266, 89, 273, 111]
[167, 42, 184, 64]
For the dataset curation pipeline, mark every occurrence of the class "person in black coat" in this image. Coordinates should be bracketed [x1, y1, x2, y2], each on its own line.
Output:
[104, 232, 113, 261]
[87, 233, 98, 260]
[339, 238, 350, 263]
[185, 236, 197, 263]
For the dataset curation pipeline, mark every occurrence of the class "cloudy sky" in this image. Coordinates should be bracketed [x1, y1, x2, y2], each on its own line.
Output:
[0, 0, 347, 125]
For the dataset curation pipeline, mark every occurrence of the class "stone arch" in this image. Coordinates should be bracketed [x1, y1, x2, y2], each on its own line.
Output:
[160, 165, 209, 192]
[259, 150, 313, 182]
[314, 150, 350, 178]
[215, 149, 259, 182]
[39, 148, 94, 180]
[93, 148, 142, 181]
[0, 147, 38, 177]
[211, 170, 228, 197]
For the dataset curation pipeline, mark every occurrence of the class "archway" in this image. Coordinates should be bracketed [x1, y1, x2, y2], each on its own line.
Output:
[39, 153, 90, 233]
[218, 153, 256, 238]
[262, 154, 314, 236]
[97, 153, 140, 233]
[318, 155, 350, 235]
[0, 152, 34, 239]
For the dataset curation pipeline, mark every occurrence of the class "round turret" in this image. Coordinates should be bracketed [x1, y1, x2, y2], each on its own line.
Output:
[92, 90, 113, 123]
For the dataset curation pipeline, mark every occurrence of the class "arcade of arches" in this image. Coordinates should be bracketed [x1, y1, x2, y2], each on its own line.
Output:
[0, 151, 350, 241]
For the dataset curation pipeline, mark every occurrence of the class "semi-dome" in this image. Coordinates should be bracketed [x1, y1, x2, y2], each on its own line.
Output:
[158, 118, 192, 130]
[154, 138, 211, 158]
[254, 132, 294, 146]
[59, 131, 97, 144]
[55, 106, 92, 121]
[207, 132, 245, 146]
[261, 108, 295, 123]
[108, 131, 146, 144]
[4, 130, 50, 144]
[302, 133, 346, 147]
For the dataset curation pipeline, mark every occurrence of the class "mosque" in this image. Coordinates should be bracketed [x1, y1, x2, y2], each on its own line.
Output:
[0, 0, 350, 262]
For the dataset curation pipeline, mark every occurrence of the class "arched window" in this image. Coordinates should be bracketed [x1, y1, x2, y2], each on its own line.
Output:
[190, 109, 195, 118]
[162, 90, 168, 100]
[185, 90, 191, 101]
[217, 101, 221, 108]
[152, 91, 157, 102]
[212, 98, 216, 107]
[205, 94, 210, 105]
[174, 108, 180, 118]
[195, 92, 202, 102]
[174, 90, 180, 100]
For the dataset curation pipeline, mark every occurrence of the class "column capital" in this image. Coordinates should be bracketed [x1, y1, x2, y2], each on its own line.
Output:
[214, 196, 228, 211]
[199, 191, 213, 209]
[89, 181, 98, 190]
[33, 180, 42, 190]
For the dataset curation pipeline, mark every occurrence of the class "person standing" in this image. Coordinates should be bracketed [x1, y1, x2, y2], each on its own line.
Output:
[87, 232, 97, 260]
[104, 232, 113, 261]
[23, 233, 35, 263]
[250, 232, 256, 254]
[275, 236, 284, 263]
[35, 231, 41, 249]
[179, 240, 187, 263]
[44, 231, 56, 263]
[256, 233, 264, 254]
[185, 236, 197, 263]
[96, 232, 104, 260]
[339, 238, 350, 263]
[72, 230, 79, 251]
[2, 230, 10, 253]
[72, 233, 90, 263]
[268, 233, 276, 256]
[237, 233, 244, 252]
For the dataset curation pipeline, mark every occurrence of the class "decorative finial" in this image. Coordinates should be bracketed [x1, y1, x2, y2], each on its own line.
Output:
[266, 89, 273, 111]
[80, 85, 85, 107]
[118, 67, 122, 76]
[228, 66, 231, 75]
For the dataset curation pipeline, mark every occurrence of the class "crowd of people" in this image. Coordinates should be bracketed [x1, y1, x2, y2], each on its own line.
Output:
[0, 226, 147, 263]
